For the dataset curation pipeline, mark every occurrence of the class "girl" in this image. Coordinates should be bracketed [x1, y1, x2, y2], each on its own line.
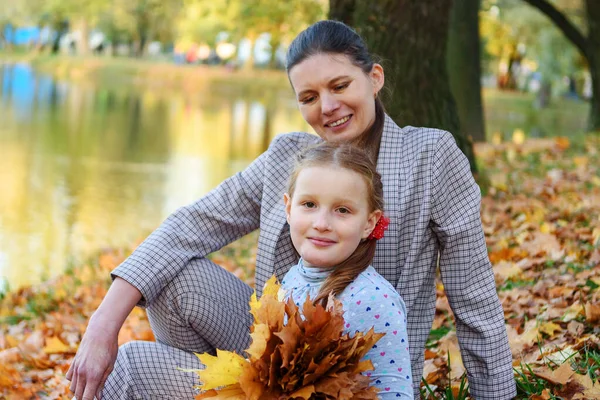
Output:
[68, 20, 515, 400]
[281, 142, 413, 398]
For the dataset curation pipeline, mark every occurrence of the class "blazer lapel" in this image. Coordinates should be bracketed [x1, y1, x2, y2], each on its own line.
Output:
[373, 115, 404, 283]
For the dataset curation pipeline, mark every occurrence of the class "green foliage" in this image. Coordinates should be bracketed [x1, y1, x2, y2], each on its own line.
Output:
[572, 346, 600, 383]
[2, 0, 324, 62]
[514, 363, 558, 398]
[480, 0, 586, 91]
[426, 326, 452, 348]
[177, 0, 325, 65]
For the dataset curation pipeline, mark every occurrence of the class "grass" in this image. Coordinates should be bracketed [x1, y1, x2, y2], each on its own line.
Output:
[426, 326, 453, 348]
[0, 50, 292, 99]
[483, 88, 589, 140]
[573, 346, 600, 383]
[498, 278, 535, 291]
[514, 363, 560, 399]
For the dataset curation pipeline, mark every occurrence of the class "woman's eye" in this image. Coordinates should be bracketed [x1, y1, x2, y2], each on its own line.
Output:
[300, 96, 316, 104]
[334, 82, 349, 91]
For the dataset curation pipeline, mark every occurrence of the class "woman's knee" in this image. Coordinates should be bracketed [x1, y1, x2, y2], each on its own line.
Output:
[146, 258, 253, 352]
[152, 258, 251, 308]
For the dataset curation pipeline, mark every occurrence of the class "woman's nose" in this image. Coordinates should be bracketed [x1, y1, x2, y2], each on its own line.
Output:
[321, 93, 340, 116]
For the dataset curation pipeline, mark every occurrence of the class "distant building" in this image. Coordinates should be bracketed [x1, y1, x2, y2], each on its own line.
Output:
[2, 26, 40, 46]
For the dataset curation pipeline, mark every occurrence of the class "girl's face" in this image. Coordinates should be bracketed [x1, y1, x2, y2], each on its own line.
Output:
[284, 166, 381, 268]
[288, 53, 384, 144]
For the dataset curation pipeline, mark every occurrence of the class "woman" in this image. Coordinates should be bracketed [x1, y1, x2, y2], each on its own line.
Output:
[67, 20, 515, 400]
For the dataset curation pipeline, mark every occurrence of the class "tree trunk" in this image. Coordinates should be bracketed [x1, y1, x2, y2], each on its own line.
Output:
[586, 0, 600, 131]
[51, 19, 70, 55]
[447, 0, 486, 142]
[138, 35, 148, 57]
[75, 18, 90, 56]
[243, 35, 256, 70]
[329, 0, 476, 171]
[269, 37, 281, 69]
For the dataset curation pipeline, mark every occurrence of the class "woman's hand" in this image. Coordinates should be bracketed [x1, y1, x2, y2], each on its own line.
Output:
[66, 319, 119, 400]
[66, 277, 143, 400]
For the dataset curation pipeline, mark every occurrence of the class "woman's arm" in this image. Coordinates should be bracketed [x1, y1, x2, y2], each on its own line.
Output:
[67, 142, 272, 399]
[66, 277, 141, 400]
[112, 145, 268, 306]
[430, 132, 516, 399]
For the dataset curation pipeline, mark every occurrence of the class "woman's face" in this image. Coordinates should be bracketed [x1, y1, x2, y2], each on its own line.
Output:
[288, 53, 384, 143]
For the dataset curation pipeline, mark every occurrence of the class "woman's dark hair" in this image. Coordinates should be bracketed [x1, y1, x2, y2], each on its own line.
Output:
[287, 142, 385, 305]
[286, 20, 386, 161]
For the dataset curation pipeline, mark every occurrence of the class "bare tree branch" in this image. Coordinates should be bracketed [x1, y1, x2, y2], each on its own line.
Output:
[521, 0, 589, 59]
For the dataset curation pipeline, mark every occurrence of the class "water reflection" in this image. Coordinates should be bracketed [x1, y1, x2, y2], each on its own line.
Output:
[0, 63, 311, 291]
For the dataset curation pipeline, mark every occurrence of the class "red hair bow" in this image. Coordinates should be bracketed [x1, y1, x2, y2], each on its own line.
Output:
[368, 215, 390, 240]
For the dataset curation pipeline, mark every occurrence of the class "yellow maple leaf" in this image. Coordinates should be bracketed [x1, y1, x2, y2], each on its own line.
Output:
[249, 276, 282, 321]
[262, 275, 280, 298]
[538, 321, 561, 338]
[194, 350, 247, 390]
[196, 385, 246, 399]
[249, 292, 260, 321]
[246, 323, 270, 360]
[43, 336, 69, 354]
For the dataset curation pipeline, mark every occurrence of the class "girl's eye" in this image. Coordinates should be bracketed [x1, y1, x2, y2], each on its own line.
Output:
[334, 82, 349, 91]
[303, 201, 316, 208]
[337, 207, 350, 214]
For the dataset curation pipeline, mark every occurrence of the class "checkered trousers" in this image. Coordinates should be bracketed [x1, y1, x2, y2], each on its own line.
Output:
[111, 115, 516, 399]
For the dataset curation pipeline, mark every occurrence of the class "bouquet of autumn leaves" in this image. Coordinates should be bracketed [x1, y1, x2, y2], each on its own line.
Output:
[187, 277, 385, 400]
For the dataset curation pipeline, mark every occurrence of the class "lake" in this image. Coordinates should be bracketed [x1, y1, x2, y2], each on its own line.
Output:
[0, 62, 310, 291]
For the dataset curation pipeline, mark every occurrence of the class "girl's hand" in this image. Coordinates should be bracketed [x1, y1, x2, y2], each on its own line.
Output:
[66, 319, 118, 400]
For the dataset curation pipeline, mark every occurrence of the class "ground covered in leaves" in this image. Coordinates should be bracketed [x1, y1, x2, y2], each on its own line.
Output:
[1, 136, 599, 399]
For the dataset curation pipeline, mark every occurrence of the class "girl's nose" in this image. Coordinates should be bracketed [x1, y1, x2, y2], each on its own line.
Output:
[321, 93, 340, 116]
[312, 211, 331, 231]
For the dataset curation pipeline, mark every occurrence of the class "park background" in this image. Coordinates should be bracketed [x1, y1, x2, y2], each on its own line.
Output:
[1, 0, 599, 398]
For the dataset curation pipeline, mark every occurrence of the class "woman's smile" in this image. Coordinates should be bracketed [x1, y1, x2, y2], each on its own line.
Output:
[325, 114, 352, 127]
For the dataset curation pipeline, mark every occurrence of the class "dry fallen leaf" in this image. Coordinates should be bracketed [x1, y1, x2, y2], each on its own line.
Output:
[533, 361, 574, 385]
[43, 336, 70, 354]
[571, 372, 600, 399]
[585, 302, 600, 323]
[530, 388, 552, 400]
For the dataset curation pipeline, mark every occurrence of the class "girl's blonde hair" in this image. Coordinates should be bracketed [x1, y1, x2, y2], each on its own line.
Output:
[287, 142, 384, 305]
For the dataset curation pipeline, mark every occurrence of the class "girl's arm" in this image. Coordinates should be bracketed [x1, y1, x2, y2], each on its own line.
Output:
[430, 132, 515, 399]
[344, 283, 413, 399]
